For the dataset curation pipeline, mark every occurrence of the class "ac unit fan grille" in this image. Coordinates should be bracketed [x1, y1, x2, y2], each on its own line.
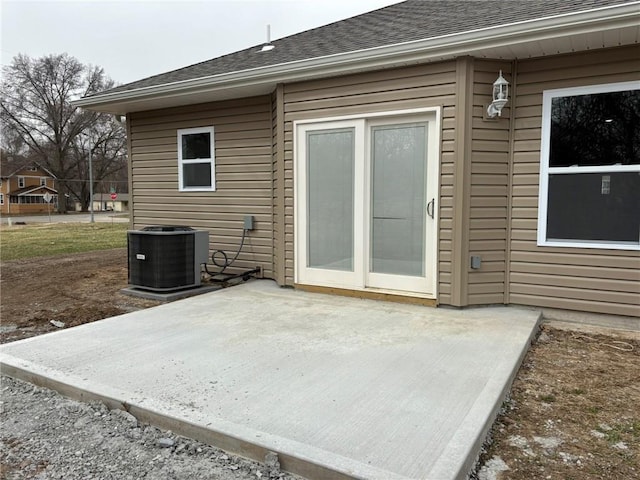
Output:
[128, 232, 196, 291]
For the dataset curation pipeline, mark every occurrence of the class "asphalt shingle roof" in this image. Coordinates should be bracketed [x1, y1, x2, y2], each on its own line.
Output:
[100, 0, 632, 96]
[0, 153, 44, 178]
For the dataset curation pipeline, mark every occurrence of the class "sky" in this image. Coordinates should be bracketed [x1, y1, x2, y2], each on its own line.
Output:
[1, 0, 402, 86]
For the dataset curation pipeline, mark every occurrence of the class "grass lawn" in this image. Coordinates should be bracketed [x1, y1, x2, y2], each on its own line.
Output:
[0, 223, 128, 261]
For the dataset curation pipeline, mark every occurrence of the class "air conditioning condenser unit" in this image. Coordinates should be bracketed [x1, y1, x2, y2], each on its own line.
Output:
[128, 226, 209, 292]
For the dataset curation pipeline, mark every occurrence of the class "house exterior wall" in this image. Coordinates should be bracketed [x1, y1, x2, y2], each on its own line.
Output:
[124, 46, 638, 317]
[507, 45, 640, 317]
[1, 168, 56, 215]
[280, 61, 459, 304]
[127, 96, 275, 278]
[467, 59, 513, 306]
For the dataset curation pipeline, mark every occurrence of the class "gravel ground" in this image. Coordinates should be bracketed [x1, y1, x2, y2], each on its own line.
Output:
[0, 375, 304, 480]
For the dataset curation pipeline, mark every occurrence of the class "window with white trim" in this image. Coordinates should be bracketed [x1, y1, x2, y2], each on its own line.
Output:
[0, 193, 4, 205]
[18, 176, 25, 188]
[538, 81, 640, 250]
[177, 126, 215, 191]
[40, 177, 47, 186]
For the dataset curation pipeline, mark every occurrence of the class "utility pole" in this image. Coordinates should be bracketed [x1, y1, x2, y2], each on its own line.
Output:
[89, 143, 94, 223]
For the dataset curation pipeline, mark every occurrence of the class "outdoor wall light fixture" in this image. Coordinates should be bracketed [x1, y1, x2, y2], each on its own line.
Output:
[486, 70, 509, 118]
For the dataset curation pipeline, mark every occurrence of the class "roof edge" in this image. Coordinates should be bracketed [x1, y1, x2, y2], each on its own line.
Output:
[9, 185, 58, 196]
[74, 2, 640, 112]
[2, 162, 58, 180]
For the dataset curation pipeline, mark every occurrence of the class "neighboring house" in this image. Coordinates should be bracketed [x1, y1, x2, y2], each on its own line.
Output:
[76, 0, 640, 318]
[0, 156, 58, 215]
[73, 193, 130, 213]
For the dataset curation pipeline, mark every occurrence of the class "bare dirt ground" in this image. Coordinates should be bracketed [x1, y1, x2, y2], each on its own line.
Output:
[475, 323, 639, 480]
[1, 249, 639, 479]
[0, 249, 160, 344]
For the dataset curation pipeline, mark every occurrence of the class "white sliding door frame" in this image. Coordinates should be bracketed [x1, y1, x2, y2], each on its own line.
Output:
[294, 107, 441, 298]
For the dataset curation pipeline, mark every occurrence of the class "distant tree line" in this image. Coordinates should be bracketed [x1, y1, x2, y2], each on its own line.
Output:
[1, 53, 127, 213]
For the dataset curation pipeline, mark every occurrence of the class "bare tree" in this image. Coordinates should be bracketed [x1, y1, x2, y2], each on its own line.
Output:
[71, 115, 128, 210]
[0, 53, 124, 213]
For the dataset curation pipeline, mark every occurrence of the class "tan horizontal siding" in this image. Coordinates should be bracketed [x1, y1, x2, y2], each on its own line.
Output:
[510, 283, 638, 306]
[511, 272, 639, 294]
[283, 61, 458, 299]
[468, 293, 504, 305]
[130, 121, 272, 139]
[441, 91, 457, 303]
[130, 128, 273, 143]
[285, 86, 454, 113]
[511, 249, 639, 266]
[272, 86, 286, 284]
[509, 45, 640, 317]
[128, 96, 275, 278]
[509, 294, 640, 317]
[511, 261, 639, 281]
[466, 59, 512, 305]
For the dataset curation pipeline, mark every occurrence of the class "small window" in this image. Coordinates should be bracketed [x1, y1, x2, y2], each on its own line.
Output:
[40, 177, 47, 186]
[18, 176, 25, 188]
[0, 193, 4, 205]
[538, 81, 640, 250]
[177, 126, 215, 191]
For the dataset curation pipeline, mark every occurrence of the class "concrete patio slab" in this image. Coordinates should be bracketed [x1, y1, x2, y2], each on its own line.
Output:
[0, 280, 540, 480]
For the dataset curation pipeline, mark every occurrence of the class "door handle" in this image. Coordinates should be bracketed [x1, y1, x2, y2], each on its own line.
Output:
[427, 198, 435, 219]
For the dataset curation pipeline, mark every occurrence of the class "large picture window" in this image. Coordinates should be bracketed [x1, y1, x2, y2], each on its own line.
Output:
[538, 81, 640, 250]
[177, 126, 215, 191]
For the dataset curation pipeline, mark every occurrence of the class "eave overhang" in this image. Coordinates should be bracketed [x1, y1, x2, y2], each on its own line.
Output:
[73, 2, 640, 115]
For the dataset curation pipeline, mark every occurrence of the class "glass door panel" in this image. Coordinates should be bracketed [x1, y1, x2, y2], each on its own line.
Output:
[307, 128, 355, 271]
[370, 124, 427, 277]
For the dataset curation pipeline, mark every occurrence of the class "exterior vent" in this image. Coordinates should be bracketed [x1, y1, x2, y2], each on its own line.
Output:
[128, 226, 209, 292]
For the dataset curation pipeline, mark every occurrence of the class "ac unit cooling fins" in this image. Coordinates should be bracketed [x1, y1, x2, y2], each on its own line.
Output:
[128, 226, 209, 292]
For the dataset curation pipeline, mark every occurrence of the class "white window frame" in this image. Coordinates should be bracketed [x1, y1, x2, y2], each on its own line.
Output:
[537, 80, 640, 251]
[0, 193, 4, 205]
[18, 176, 25, 188]
[40, 177, 47, 186]
[177, 126, 215, 192]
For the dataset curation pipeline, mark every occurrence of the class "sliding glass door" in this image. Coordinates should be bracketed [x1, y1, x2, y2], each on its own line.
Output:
[296, 113, 438, 296]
